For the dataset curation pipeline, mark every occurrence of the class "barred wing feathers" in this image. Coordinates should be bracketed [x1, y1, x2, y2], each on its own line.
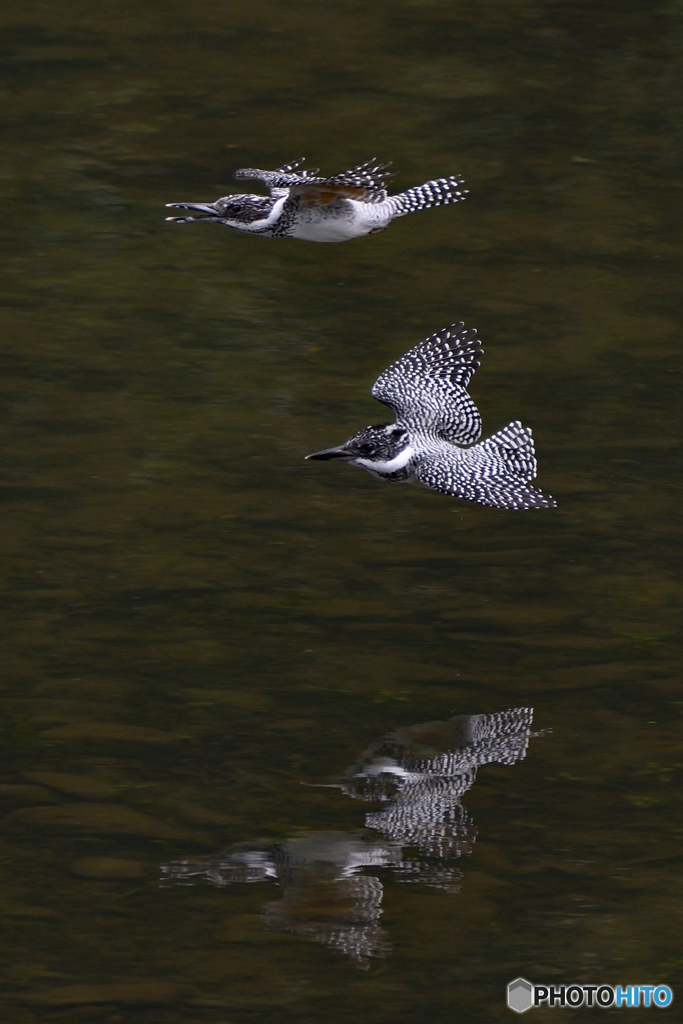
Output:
[235, 159, 394, 204]
[372, 323, 483, 445]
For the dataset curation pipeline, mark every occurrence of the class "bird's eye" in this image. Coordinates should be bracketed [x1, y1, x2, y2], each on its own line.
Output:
[226, 202, 241, 214]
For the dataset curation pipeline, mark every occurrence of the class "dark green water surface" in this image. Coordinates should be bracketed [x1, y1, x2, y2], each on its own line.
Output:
[1, 0, 682, 1021]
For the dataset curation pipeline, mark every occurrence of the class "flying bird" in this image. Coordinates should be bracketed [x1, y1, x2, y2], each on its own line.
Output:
[166, 158, 466, 242]
[306, 323, 555, 510]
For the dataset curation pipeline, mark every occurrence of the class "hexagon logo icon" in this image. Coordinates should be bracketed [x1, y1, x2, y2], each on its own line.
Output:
[508, 977, 534, 1013]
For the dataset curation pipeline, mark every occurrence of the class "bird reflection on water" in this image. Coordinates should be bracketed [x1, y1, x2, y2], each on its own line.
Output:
[161, 707, 536, 966]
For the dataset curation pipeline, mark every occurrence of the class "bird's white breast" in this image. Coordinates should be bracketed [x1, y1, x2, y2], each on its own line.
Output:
[290, 220, 361, 242]
[289, 199, 390, 242]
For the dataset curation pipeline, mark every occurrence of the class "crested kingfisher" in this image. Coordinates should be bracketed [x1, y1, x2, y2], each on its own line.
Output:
[306, 323, 555, 510]
[166, 158, 467, 242]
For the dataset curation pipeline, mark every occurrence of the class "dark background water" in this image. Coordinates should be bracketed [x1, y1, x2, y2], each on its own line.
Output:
[1, 0, 682, 1021]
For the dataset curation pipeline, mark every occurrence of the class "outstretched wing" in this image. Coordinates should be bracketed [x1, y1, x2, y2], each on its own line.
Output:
[320, 159, 395, 203]
[271, 158, 318, 177]
[372, 324, 483, 445]
[267, 159, 319, 197]
[412, 421, 556, 510]
[234, 158, 394, 205]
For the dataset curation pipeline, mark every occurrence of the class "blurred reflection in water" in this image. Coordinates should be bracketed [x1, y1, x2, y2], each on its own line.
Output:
[162, 707, 536, 966]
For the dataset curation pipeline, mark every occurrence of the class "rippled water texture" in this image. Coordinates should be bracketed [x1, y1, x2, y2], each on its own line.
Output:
[1, 0, 682, 1021]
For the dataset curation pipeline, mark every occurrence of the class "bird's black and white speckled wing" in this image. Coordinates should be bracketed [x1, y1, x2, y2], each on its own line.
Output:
[271, 158, 319, 177]
[372, 323, 483, 445]
[266, 159, 320, 198]
[413, 421, 556, 509]
[234, 158, 394, 204]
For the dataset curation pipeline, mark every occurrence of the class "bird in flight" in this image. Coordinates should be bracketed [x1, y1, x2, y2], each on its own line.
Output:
[306, 323, 556, 510]
[166, 158, 467, 242]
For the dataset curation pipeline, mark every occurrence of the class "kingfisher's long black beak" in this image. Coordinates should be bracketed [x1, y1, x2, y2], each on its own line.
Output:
[165, 203, 223, 223]
[166, 202, 219, 214]
[305, 445, 349, 461]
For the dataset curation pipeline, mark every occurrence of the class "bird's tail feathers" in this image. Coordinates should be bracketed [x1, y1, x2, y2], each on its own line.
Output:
[389, 176, 468, 217]
[482, 421, 537, 482]
[475, 421, 555, 509]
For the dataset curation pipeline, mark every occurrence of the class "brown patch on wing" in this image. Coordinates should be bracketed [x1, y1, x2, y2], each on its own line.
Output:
[294, 184, 369, 206]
